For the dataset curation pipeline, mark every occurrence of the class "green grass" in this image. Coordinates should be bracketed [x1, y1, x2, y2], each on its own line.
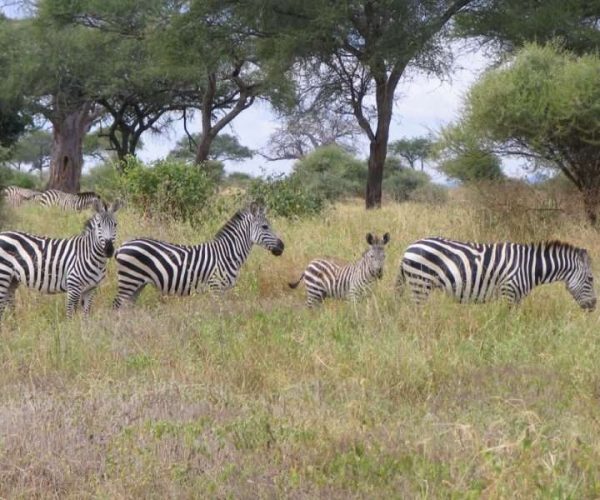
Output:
[1, 197, 600, 498]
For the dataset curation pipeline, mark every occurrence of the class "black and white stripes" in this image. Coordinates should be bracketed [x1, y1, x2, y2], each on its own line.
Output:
[1, 186, 42, 207]
[397, 237, 597, 310]
[37, 189, 104, 211]
[289, 233, 390, 307]
[112, 203, 284, 308]
[0, 200, 121, 318]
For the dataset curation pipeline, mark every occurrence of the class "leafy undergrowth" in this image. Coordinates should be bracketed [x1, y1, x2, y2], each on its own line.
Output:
[1, 199, 600, 498]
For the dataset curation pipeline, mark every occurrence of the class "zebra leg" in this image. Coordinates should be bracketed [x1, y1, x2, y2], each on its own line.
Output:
[113, 283, 146, 309]
[80, 288, 97, 316]
[0, 279, 18, 320]
[305, 286, 326, 308]
[406, 276, 435, 305]
[66, 287, 82, 319]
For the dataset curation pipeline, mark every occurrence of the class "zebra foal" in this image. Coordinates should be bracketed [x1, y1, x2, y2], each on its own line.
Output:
[0, 200, 121, 319]
[289, 232, 390, 307]
[112, 203, 285, 308]
[37, 189, 104, 211]
[397, 237, 596, 310]
[1, 186, 42, 207]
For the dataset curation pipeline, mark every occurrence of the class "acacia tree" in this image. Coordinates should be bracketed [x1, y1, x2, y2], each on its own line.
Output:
[444, 44, 600, 223]
[240, 0, 475, 208]
[169, 133, 253, 163]
[455, 0, 600, 56]
[389, 137, 433, 171]
[0, 10, 111, 192]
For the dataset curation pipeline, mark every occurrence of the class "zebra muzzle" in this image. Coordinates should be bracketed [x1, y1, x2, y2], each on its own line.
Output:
[271, 240, 285, 256]
[104, 241, 115, 258]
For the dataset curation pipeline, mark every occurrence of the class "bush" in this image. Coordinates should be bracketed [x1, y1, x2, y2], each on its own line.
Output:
[384, 169, 431, 202]
[118, 157, 217, 225]
[248, 173, 326, 218]
[81, 162, 121, 199]
[292, 145, 366, 201]
[0, 165, 39, 189]
[408, 183, 448, 205]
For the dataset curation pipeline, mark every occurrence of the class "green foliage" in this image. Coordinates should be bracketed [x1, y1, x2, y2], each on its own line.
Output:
[0, 165, 39, 189]
[455, 0, 600, 56]
[438, 143, 504, 183]
[81, 162, 121, 198]
[0, 98, 28, 148]
[389, 137, 433, 170]
[384, 169, 431, 202]
[408, 183, 448, 205]
[118, 157, 217, 225]
[448, 43, 600, 221]
[169, 133, 254, 164]
[248, 173, 325, 218]
[291, 145, 366, 201]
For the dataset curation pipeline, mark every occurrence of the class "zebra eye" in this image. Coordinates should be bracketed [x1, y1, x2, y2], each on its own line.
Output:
[261, 224, 269, 230]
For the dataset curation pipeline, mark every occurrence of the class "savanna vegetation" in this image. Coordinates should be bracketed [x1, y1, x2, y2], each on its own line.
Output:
[1, 185, 600, 497]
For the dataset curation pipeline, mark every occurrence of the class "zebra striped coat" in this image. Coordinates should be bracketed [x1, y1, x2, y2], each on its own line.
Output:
[112, 203, 285, 308]
[397, 237, 596, 310]
[0, 200, 121, 319]
[289, 233, 390, 307]
[37, 189, 104, 211]
[2, 186, 42, 207]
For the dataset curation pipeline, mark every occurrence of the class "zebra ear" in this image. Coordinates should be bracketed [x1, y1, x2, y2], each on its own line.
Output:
[109, 199, 123, 213]
[366, 233, 374, 245]
[383, 233, 390, 245]
[93, 198, 105, 213]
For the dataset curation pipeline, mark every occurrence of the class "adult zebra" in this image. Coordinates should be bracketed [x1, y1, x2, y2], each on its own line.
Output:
[1, 186, 42, 207]
[112, 203, 285, 308]
[37, 189, 104, 211]
[397, 237, 596, 310]
[289, 232, 390, 307]
[0, 200, 121, 319]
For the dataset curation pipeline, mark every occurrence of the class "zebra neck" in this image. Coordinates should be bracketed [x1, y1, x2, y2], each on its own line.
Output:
[80, 231, 108, 263]
[533, 244, 573, 286]
[211, 220, 253, 266]
[353, 255, 375, 283]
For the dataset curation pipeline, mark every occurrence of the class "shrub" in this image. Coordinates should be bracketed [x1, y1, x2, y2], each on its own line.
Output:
[118, 157, 217, 225]
[248, 173, 326, 218]
[0, 165, 39, 189]
[292, 145, 366, 201]
[81, 162, 121, 199]
[408, 183, 448, 205]
[384, 169, 431, 202]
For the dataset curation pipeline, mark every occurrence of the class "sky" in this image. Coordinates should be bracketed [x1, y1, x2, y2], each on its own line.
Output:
[137, 47, 492, 179]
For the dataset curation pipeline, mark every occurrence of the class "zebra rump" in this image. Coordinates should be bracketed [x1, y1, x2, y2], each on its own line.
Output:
[397, 237, 596, 310]
[1, 186, 42, 207]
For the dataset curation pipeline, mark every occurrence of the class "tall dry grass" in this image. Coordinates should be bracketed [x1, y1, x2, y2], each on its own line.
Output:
[1, 186, 600, 498]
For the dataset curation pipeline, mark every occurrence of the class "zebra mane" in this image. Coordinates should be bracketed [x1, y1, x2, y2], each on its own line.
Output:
[78, 191, 98, 196]
[214, 209, 250, 239]
[543, 240, 585, 253]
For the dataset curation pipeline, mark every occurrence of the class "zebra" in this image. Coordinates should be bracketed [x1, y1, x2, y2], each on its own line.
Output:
[112, 203, 285, 308]
[37, 189, 104, 211]
[397, 237, 596, 310]
[1, 186, 42, 207]
[289, 232, 390, 307]
[0, 199, 121, 319]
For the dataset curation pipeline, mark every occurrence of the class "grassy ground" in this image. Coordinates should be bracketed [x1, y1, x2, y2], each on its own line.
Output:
[1, 193, 600, 498]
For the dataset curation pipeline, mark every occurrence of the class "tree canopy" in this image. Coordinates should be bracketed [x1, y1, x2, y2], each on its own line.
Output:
[443, 43, 600, 222]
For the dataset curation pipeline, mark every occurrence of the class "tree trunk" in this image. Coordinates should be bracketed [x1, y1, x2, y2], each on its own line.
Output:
[582, 186, 600, 226]
[195, 132, 214, 164]
[366, 139, 387, 209]
[47, 107, 95, 192]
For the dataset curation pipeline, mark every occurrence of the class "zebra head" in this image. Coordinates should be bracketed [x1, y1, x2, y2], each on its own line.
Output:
[248, 203, 285, 256]
[566, 249, 596, 311]
[365, 232, 390, 279]
[86, 199, 122, 258]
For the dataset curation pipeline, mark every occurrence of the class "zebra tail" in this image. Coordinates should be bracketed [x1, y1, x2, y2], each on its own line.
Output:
[395, 268, 406, 296]
[288, 273, 304, 289]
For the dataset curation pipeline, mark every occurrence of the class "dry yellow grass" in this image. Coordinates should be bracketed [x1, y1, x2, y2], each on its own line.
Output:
[1, 191, 600, 498]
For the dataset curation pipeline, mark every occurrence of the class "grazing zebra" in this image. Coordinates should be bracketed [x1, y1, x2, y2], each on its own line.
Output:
[1, 186, 42, 207]
[112, 203, 285, 308]
[0, 200, 121, 319]
[37, 189, 104, 211]
[289, 232, 390, 307]
[397, 237, 596, 310]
